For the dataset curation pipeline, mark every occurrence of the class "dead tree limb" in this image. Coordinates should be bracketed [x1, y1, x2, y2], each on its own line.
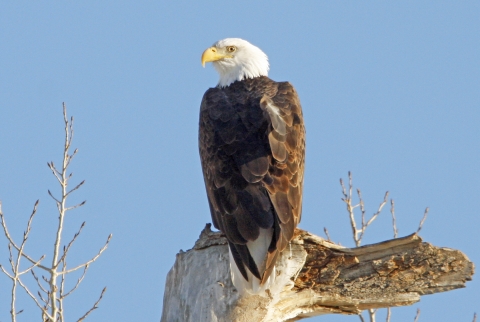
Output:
[161, 224, 474, 322]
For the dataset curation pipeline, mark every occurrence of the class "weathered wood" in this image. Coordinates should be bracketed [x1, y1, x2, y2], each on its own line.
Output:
[161, 225, 474, 322]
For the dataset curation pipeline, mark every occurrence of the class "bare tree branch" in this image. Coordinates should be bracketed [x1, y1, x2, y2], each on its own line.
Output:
[37, 289, 49, 306]
[56, 222, 86, 268]
[76, 287, 107, 322]
[413, 308, 420, 322]
[390, 199, 398, 238]
[47, 103, 82, 320]
[0, 202, 50, 272]
[0, 199, 48, 322]
[0, 262, 13, 279]
[66, 180, 85, 197]
[65, 200, 86, 212]
[323, 227, 331, 242]
[47, 162, 63, 185]
[48, 189, 62, 205]
[363, 191, 389, 231]
[341, 172, 389, 247]
[18, 255, 45, 276]
[60, 234, 112, 274]
[18, 275, 53, 321]
[61, 264, 89, 299]
[59, 254, 67, 322]
[417, 207, 429, 234]
[31, 269, 49, 295]
[0, 104, 110, 321]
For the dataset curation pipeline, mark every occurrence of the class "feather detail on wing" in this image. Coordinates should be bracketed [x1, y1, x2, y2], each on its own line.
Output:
[199, 77, 305, 293]
[259, 82, 305, 283]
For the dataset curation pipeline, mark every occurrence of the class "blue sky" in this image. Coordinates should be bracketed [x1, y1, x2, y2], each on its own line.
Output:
[0, 2, 478, 321]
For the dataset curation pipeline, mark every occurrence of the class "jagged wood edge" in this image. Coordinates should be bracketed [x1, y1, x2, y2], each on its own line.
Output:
[192, 224, 474, 316]
[292, 229, 474, 315]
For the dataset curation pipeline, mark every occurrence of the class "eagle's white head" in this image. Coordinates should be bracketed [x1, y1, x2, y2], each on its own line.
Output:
[201, 38, 269, 87]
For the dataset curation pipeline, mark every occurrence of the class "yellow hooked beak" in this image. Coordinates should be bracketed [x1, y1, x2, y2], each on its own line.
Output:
[201, 47, 233, 67]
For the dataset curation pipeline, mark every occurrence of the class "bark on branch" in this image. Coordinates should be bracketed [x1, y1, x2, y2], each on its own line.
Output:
[161, 224, 474, 322]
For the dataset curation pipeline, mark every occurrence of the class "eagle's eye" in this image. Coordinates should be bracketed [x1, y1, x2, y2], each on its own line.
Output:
[226, 46, 236, 53]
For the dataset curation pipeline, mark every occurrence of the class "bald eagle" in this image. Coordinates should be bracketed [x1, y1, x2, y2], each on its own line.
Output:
[199, 38, 305, 294]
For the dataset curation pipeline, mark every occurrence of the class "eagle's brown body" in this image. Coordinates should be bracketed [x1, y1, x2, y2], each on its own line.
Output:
[199, 76, 305, 284]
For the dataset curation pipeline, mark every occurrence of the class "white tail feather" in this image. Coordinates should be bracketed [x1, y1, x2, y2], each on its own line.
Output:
[229, 228, 275, 296]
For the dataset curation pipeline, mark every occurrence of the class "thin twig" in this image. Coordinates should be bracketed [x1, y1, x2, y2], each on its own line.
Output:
[62, 265, 89, 299]
[47, 162, 63, 186]
[341, 173, 361, 245]
[390, 199, 398, 238]
[56, 222, 86, 268]
[65, 148, 78, 169]
[0, 203, 50, 271]
[66, 180, 85, 197]
[32, 269, 49, 294]
[17, 277, 53, 321]
[416, 207, 429, 234]
[37, 289, 49, 306]
[48, 189, 61, 205]
[65, 200, 86, 212]
[413, 308, 420, 322]
[340, 177, 347, 199]
[473, 312, 477, 322]
[386, 308, 391, 322]
[0, 262, 13, 278]
[76, 287, 107, 322]
[323, 227, 331, 242]
[364, 191, 389, 228]
[18, 255, 45, 276]
[348, 171, 353, 203]
[60, 234, 112, 274]
[358, 189, 366, 230]
[341, 172, 389, 246]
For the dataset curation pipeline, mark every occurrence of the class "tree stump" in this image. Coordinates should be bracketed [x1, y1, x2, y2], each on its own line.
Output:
[161, 224, 474, 322]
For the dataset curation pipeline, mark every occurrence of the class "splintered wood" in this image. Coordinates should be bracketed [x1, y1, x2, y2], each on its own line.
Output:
[292, 230, 474, 313]
[161, 225, 474, 322]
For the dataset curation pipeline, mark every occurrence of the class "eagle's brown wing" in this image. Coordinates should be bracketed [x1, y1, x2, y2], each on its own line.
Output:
[199, 77, 305, 283]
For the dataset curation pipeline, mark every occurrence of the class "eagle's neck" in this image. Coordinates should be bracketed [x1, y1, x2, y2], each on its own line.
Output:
[215, 68, 268, 88]
[213, 58, 269, 88]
